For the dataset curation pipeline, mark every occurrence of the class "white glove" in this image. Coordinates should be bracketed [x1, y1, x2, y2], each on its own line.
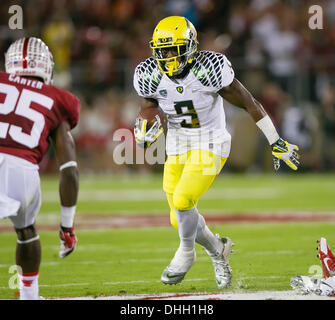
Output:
[134, 115, 163, 148]
[272, 138, 300, 171]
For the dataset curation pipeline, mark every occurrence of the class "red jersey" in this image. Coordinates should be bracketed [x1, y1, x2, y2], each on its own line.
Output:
[0, 71, 80, 164]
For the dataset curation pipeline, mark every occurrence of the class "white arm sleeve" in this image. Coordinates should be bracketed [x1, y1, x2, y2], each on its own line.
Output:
[256, 115, 280, 145]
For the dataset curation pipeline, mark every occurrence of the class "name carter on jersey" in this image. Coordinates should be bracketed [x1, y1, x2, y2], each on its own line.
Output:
[8, 73, 43, 89]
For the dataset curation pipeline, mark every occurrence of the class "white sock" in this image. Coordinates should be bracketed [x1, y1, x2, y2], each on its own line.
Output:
[18, 272, 39, 300]
[175, 207, 199, 250]
[196, 214, 223, 257]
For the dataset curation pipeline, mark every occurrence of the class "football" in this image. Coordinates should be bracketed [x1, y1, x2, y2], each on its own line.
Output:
[137, 106, 167, 133]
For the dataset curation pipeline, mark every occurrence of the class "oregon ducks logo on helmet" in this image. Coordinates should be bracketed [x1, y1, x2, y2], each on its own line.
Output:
[150, 16, 198, 77]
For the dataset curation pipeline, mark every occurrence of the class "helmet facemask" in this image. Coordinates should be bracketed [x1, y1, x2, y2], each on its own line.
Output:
[151, 41, 196, 76]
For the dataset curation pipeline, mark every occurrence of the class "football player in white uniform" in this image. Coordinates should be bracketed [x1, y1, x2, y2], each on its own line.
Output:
[134, 16, 300, 289]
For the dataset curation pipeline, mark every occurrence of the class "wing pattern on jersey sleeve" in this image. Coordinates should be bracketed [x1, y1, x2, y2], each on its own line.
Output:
[192, 51, 234, 90]
[134, 57, 163, 97]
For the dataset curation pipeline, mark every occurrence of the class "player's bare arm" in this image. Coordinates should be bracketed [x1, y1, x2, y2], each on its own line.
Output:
[51, 120, 79, 258]
[141, 97, 159, 109]
[51, 121, 78, 207]
[218, 78, 267, 122]
[219, 78, 300, 171]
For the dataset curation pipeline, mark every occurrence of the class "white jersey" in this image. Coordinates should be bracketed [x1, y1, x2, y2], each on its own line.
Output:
[133, 51, 235, 157]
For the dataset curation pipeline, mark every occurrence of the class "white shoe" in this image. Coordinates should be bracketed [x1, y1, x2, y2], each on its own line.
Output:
[210, 236, 233, 289]
[161, 247, 196, 285]
[290, 276, 335, 296]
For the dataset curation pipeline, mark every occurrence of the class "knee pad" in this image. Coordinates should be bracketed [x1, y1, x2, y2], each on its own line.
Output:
[172, 192, 194, 211]
[15, 224, 39, 243]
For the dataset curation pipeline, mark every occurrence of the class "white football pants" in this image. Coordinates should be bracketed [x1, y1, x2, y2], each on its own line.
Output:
[0, 153, 41, 229]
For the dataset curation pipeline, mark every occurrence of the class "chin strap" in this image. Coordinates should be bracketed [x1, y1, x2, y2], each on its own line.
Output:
[166, 58, 180, 76]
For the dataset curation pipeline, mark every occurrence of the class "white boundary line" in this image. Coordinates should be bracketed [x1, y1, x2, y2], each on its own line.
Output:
[46, 290, 335, 300]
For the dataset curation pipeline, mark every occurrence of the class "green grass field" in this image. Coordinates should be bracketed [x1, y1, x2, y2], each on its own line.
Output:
[0, 173, 335, 299]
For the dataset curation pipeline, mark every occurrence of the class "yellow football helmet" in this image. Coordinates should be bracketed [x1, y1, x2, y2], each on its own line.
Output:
[150, 16, 198, 77]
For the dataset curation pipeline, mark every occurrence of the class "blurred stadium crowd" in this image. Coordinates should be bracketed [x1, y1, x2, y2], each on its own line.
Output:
[0, 0, 334, 173]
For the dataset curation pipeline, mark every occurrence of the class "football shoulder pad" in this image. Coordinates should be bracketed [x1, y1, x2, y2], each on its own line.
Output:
[192, 51, 234, 90]
[134, 57, 163, 97]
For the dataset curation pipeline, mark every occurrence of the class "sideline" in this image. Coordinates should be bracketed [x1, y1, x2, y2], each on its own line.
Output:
[48, 290, 334, 300]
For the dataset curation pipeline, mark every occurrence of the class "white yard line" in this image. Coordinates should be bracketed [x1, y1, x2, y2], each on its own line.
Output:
[40, 290, 335, 300]
[0, 249, 302, 268]
[2, 277, 333, 300]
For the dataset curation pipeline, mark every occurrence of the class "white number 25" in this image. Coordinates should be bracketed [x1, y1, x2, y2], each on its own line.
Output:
[0, 83, 53, 148]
